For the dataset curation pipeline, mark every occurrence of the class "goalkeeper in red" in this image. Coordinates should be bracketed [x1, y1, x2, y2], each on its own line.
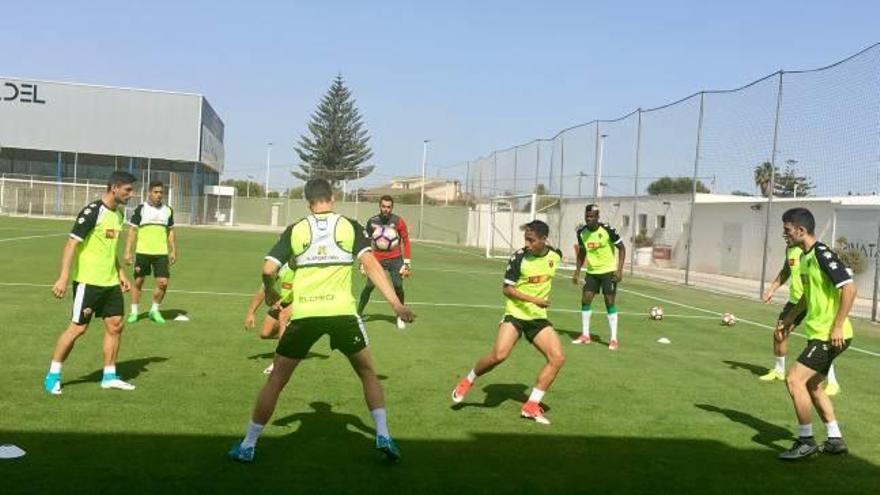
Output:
[357, 195, 411, 329]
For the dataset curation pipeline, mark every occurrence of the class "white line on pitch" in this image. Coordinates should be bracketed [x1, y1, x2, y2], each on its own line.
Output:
[3, 280, 878, 358]
[0, 233, 66, 242]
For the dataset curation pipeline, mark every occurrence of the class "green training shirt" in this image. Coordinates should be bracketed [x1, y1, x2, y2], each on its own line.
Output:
[266, 212, 371, 319]
[129, 202, 174, 255]
[799, 242, 853, 340]
[785, 245, 804, 304]
[69, 200, 124, 287]
[503, 247, 562, 320]
[576, 223, 622, 275]
[277, 263, 295, 306]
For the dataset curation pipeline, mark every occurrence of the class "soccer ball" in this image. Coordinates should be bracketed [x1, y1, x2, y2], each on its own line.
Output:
[649, 306, 664, 320]
[372, 226, 400, 251]
[721, 313, 737, 327]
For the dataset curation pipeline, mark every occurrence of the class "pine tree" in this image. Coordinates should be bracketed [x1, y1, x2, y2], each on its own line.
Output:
[293, 75, 374, 185]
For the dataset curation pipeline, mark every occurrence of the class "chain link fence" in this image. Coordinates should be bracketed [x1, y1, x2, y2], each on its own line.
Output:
[439, 43, 880, 320]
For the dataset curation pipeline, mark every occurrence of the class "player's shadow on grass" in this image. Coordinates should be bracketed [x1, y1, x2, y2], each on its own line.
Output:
[272, 401, 376, 445]
[722, 360, 767, 377]
[7, 428, 880, 494]
[362, 314, 398, 325]
[452, 383, 549, 411]
[695, 403, 793, 452]
[555, 328, 607, 346]
[246, 351, 330, 361]
[64, 356, 169, 387]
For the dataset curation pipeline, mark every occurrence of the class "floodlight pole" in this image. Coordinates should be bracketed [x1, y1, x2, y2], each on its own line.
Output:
[596, 133, 608, 199]
[418, 139, 430, 238]
[759, 72, 784, 298]
[265, 142, 273, 198]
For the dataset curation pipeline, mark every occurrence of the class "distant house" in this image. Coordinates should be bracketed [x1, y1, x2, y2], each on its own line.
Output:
[364, 176, 461, 204]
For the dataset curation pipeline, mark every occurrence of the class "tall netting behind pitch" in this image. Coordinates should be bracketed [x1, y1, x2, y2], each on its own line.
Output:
[450, 44, 880, 318]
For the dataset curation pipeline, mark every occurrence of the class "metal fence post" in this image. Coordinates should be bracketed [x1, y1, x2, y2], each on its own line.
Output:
[684, 93, 706, 286]
[534, 142, 541, 194]
[872, 223, 880, 322]
[630, 108, 643, 275]
[759, 71, 785, 298]
[557, 134, 565, 248]
[592, 123, 600, 202]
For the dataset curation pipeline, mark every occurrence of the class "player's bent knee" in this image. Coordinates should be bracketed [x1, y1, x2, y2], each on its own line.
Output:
[156, 278, 169, 290]
[549, 352, 565, 368]
[491, 350, 510, 363]
[67, 323, 88, 337]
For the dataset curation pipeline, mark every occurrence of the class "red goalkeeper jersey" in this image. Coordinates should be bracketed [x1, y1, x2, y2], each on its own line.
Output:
[365, 213, 411, 262]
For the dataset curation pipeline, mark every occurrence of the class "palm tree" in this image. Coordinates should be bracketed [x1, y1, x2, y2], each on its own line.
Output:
[753, 161, 778, 197]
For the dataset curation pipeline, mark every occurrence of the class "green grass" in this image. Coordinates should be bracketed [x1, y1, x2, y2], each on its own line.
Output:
[1, 215, 879, 494]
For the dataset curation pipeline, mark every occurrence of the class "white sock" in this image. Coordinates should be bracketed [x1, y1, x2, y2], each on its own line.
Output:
[49, 361, 62, 374]
[130, 304, 139, 314]
[775, 356, 785, 372]
[103, 365, 116, 377]
[242, 420, 265, 448]
[151, 302, 160, 312]
[581, 310, 592, 336]
[466, 369, 477, 383]
[827, 365, 838, 385]
[371, 408, 390, 438]
[608, 313, 619, 341]
[798, 423, 813, 438]
[825, 420, 842, 438]
[528, 388, 545, 404]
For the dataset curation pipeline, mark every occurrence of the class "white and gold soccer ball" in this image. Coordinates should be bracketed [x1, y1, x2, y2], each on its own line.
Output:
[721, 313, 737, 327]
[649, 306, 664, 320]
[371, 226, 400, 251]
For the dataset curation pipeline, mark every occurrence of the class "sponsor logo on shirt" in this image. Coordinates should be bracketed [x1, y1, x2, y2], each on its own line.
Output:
[587, 242, 600, 249]
[527, 275, 550, 284]
[281, 283, 293, 290]
[105, 229, 117, 239]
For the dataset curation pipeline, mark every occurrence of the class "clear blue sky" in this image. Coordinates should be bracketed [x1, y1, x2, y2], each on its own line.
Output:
[2, 0, 878, 190]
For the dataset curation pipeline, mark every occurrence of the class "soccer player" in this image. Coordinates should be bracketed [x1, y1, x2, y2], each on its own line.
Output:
[44, 171, 138, 395]
[760, 235, 840, 395]
[451, 220, 565, 425]
[124, 180, 177, 324]
[244, 262, 295, 374]
[777, 208, 855, 460]
[571, 204, 626, 350]
[228, 179, 415, 463]
[356, 195, 412, 329]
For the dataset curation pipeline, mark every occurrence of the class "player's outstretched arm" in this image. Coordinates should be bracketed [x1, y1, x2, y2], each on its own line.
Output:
[572, 246, 585, 284]
[168, 229, 178, 265]
[615, 243, 626, 282]
[261, 260, 281, 307]
[502, 285, 549, 308]
[763, 263, 789, 303]
[52, 237, 79, 298]
[831, 283, 857, 348]
[244, 286, 265, 329]
[116, 256, 131, 292]
[361, 252, 415, 322]
[124, 226, 137, 265]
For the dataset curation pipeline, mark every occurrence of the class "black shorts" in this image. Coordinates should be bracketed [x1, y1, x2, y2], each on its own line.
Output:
[501, 315, 553, 343]
[364, 256, 404, 289]
[70, 282, 124, 325]
[276, 315, 368, 359]
[778, 302, 806, 328]
[583, 272, 617, 295]
[797, 339, 851, 375]
[267, 301, 292, 320]
[134, 254, 170, 278]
